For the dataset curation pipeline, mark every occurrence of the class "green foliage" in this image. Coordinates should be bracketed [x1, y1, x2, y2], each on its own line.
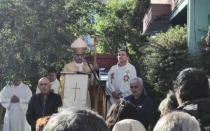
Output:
[148, 25, 187, 49]
[129, 25, 190, 122]
[139, 25, 210, 124]
[205, 26, 210, 41]
[143, 25, 189, 94]
[95, 0, 149, 54]
[0, 0, 106, 90]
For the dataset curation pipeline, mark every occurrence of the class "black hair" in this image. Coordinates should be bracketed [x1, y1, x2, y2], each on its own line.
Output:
[48, 67, 57, 74]
[15, 73, 23, 79]
[106, 99, 138, 130]
[175, 68, 210, 102]
[118, 49, 129, 56]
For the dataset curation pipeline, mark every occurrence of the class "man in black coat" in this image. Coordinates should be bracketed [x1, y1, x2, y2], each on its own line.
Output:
[174, 68, 210, 131]
[125, 77, 154, 130]
[26, 77, 62, 131]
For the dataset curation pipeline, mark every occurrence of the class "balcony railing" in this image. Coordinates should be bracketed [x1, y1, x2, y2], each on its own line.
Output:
[142, 4, 171, 35]
[151, 0, 171, 4]
[143, 6, 152, 34]
[151, 0, 184, 11]
[171, 0, 183, 10]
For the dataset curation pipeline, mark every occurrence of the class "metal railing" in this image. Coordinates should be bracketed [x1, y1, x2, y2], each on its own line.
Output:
[143, 6, 152, 34]
[151, 0, 171, 4]
[171, 0, 183, 10]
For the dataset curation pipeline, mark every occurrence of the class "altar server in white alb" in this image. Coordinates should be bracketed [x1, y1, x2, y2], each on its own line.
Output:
[106, 49, 137, 104]
[0, 73, 32, 131]
[36, 67, 60, 94]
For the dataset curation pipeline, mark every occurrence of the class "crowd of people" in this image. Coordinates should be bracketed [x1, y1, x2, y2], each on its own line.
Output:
[0, 37, 210, 131]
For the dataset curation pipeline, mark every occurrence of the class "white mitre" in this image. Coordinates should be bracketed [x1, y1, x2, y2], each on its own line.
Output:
[71, 38, 87, 54]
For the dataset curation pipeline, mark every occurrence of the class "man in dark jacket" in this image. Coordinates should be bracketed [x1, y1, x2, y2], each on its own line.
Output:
[125, 77, 154, 130]
[175, 68, 210, 131]
[26, 77, 62, 131]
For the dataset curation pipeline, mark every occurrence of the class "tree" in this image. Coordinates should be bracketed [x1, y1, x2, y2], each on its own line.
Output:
[137, 25, 191, 124]
[95, 0, 149, 54]
[0, 0, 106, 90]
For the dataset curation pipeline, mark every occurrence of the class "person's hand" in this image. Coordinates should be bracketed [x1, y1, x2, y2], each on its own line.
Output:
[11, 96, 16, 103]
[13, 95, 19, 102]
[11, 95, 19, 103]
[112, 91, 120, 100]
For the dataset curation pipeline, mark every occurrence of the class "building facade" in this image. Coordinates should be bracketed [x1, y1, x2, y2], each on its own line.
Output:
[143, 0, 210, 53]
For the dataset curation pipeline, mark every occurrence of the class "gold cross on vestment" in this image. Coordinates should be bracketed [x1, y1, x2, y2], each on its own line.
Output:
[71, 83, 80, 102]
[123, 70, 130, 83]
[110, 72, 115, 84]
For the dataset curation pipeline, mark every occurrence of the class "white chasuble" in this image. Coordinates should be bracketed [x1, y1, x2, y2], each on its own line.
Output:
[50, 79, 60, 94]
[106, 62, 137, 104]
[62, 74, 90, 109]
[0, 82, 32, 131]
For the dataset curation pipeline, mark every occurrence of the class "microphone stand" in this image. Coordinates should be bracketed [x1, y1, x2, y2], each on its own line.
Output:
[86, 62, 111, 119]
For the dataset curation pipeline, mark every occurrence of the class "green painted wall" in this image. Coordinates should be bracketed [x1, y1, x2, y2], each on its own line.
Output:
[188, 0, 210, 53]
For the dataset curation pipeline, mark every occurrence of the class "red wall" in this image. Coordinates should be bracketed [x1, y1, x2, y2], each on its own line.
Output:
[86, 54, 117, 70]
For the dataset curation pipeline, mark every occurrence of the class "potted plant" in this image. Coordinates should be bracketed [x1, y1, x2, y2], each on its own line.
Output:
[205, 26, 210, 47]
[205, 35, 210, 46]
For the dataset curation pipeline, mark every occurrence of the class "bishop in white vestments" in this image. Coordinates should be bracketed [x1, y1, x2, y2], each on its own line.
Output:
[106, 49, 137, 105]
[0, 74, 32, 131]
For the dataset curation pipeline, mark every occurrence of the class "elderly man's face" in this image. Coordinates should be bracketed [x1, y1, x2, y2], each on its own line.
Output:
[130, 82, 143, 98]
[38, 78, 51, 94]
[74, 53, 85, 63]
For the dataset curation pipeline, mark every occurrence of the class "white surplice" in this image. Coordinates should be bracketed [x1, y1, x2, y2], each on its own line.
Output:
[36, 78, 60, 94]
[0, 82, 32, 131]
[106, 61, 137, 104]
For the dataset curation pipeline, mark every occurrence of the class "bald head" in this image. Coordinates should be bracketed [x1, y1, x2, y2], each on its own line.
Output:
[39, 77, 50, 83]
[38, 77, 51, 95]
